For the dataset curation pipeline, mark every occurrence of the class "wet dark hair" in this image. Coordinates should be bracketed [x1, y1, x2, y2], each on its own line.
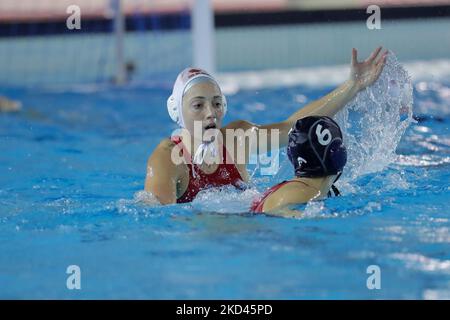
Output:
[287, 116, 347, 178]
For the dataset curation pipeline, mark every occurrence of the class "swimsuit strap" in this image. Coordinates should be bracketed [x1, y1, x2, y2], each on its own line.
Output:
[327, 172, 343, 197]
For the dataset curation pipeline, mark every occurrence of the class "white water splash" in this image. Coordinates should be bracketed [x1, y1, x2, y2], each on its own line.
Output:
[191, 185, 261, 214]
[133, 190, 160, 206]
[335, 51, 414, 182]
[389, 253, 450, 274]
[301, 201, 330, 219]
[115, 191, 164, 216]
[269, 52, 414, 193]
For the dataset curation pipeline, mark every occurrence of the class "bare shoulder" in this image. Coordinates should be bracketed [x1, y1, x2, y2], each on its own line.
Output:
[263, 181, 319, 212]
[145, 138, 185, 203]
[222, 119, 256, 131]
[146, 138, 184, 178]
[221, 119, 258, 146]
[156, 138, 177, 153]
[283, 181, 320, 200]
[148, 138, 176, 163]
[145, 138, 187, 194]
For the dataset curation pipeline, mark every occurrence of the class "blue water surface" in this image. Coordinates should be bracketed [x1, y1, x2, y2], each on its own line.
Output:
[0, 75, 449, 299]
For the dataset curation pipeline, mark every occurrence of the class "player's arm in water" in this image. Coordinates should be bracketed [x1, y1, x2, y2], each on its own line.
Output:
[225, 47, 388, 158]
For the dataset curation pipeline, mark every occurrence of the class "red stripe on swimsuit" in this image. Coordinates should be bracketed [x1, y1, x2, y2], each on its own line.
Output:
[171, 136, 245, 203]
[250, 180, 290, 213]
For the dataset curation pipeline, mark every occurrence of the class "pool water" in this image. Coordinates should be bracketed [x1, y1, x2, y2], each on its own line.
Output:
[0, 59, 449, 299]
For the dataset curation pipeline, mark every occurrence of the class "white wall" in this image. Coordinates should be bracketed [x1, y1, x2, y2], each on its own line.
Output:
[216, 18, 450, 71]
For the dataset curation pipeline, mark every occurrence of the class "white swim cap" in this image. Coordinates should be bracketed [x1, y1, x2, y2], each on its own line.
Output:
[167, 67, 227, 127]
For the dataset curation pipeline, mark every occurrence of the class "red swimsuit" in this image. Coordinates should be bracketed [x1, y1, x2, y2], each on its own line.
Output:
[171, 136, 245, 203]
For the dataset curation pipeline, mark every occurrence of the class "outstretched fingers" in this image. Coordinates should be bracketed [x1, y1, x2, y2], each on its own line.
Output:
[351, 48, 358, 66]
[366, 46, 383, 64]
[375, 50, 388, 68]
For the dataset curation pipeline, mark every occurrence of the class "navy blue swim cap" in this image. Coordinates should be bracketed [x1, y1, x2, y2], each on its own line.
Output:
[287, 116, 347, 178]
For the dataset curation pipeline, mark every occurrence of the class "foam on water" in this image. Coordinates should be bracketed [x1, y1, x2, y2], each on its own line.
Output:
[389, 253, 450, 274]
[396, 154, 450, 167]
[191, 186, 261, 214]
[133, 190, 161, 206]
[115, 190, 196, 218]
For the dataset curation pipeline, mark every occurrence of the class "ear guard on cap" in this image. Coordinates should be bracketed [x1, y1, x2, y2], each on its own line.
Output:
[167, 95, 180, 125]
[325, 139, 347, 174]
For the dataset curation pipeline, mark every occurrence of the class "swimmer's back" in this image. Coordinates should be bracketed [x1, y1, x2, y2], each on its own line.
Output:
[251, 180, 318, 213]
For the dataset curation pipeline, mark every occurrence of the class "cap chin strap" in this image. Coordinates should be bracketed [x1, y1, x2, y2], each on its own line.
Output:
[190, 140, 219, 179]
[193, 140, 218, 165]
[327, 172, 343, 197]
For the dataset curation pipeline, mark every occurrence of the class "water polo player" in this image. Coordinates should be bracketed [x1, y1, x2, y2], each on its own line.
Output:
[250, 116, 347, 216]
[145, 47, 387, 204]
